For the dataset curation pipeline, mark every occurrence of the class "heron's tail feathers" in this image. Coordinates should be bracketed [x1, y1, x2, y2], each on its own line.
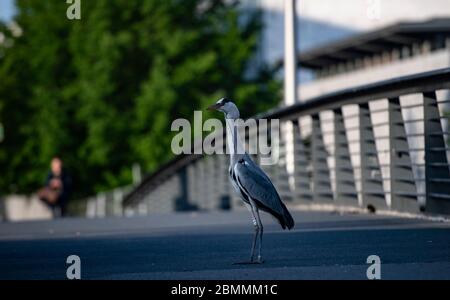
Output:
[278, 202, 295, 230]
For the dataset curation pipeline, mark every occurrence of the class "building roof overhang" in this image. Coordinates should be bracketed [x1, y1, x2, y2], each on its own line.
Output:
[277, 18, 450, 70]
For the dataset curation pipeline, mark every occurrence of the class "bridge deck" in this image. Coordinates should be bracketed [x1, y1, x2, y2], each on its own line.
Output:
[1, 210, 450, 279]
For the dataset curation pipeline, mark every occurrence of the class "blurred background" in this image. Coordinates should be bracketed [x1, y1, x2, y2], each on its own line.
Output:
[1, 0, 450, 221]
[0, 0, 282, 220]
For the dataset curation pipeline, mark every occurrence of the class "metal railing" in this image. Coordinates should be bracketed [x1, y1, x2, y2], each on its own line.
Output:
[123, 68, 450, 216]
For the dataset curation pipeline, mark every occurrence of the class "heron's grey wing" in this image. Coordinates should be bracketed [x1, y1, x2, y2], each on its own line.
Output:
[234, 159, 294, 229]
[243, 154, 275, 185]
[233, 159, 285, 217]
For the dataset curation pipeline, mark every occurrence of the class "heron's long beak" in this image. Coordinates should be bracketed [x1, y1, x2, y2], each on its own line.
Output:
[207, 103, 221, 111]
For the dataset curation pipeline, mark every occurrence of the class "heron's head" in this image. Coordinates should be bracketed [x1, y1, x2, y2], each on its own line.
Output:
[207, 97, 240, 119]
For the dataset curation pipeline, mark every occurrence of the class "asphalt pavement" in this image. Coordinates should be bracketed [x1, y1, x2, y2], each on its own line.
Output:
[1, 209, 450, 279]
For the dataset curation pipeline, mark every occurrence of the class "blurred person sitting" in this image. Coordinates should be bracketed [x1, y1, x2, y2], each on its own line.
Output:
[38, 156, 72, 217]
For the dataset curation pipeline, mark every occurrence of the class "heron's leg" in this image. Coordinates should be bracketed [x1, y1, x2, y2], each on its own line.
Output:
[254, 207, 264, 263]
[247, 201, 259, 262]
[232, 202, 260, 265]
[248, 199, 264, 264]
[249, 216, 258, 262]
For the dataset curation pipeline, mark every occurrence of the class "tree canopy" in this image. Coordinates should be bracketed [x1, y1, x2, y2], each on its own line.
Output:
[0, 0, 281, 199]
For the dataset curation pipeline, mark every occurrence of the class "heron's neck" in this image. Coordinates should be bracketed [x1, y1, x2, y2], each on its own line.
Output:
[225, 118, 245, 164]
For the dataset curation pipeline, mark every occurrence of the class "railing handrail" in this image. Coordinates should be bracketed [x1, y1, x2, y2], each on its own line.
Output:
[123, 67, 450, 207]
[258, 67, 450, 120]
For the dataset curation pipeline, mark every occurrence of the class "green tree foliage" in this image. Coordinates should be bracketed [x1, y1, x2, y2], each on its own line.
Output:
[0, 0, 281, 198]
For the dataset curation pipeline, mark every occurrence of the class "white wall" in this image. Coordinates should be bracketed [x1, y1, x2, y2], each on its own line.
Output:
[297, 0, 450, 31]
[299, 49, 450, 100]
[3, 195, 53, 222]
[255, 0, 450, 65]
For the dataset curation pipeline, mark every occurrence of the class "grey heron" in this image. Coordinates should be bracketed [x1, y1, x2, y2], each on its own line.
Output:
[208, 98, 295, 264]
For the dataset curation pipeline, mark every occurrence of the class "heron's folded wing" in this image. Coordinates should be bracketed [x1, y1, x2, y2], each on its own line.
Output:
[234, 160, 284, 215]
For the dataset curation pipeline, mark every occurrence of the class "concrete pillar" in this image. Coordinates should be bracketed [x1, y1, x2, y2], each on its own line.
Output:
[292, 120, 313, 203]
[359, 103, 388, 210]
[423, 92, 450, 214]
[388, 97, 418, 213]
[311, 114, 333, 203]
[334, 108, 358, 206]
[277, 122, 294, 202]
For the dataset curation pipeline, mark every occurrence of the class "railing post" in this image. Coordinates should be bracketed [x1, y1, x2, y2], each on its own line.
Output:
[260, 121, 278, 203]
[154, 184, 163, 212]
[216, 154, 231, 210]
[86, 197, 96, 218]
[147, 183, 158, 212]
[138, 194, 147, 215]
[188, 163, 199, 210]
[292, 119, 313, 203]
[311, 114, 333, 203]
[388, 97, 418, 212]
[277, 122, 294, 202]
[334, 108, 358, 206]
[423, 92, 450, 214]
[113, 188, 123, 216]
[199, 159, 207, 209]
[175, 167, 187, 210]
[96, 193, 107, 217]
[164, 176, 174, 210]
[210, 156, 219, 209]
[359, 103, 387, 211]
[158, 180, 172, 212]
[158, 182, 165, 212]
[203, 156, 216, 210]
[146, 185, 156, 213]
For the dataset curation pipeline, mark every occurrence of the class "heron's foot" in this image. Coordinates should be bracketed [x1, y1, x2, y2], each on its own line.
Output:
[233, 256, 264, 265]
[232, 261, 262, 265]
[255, 255, 264, 264]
